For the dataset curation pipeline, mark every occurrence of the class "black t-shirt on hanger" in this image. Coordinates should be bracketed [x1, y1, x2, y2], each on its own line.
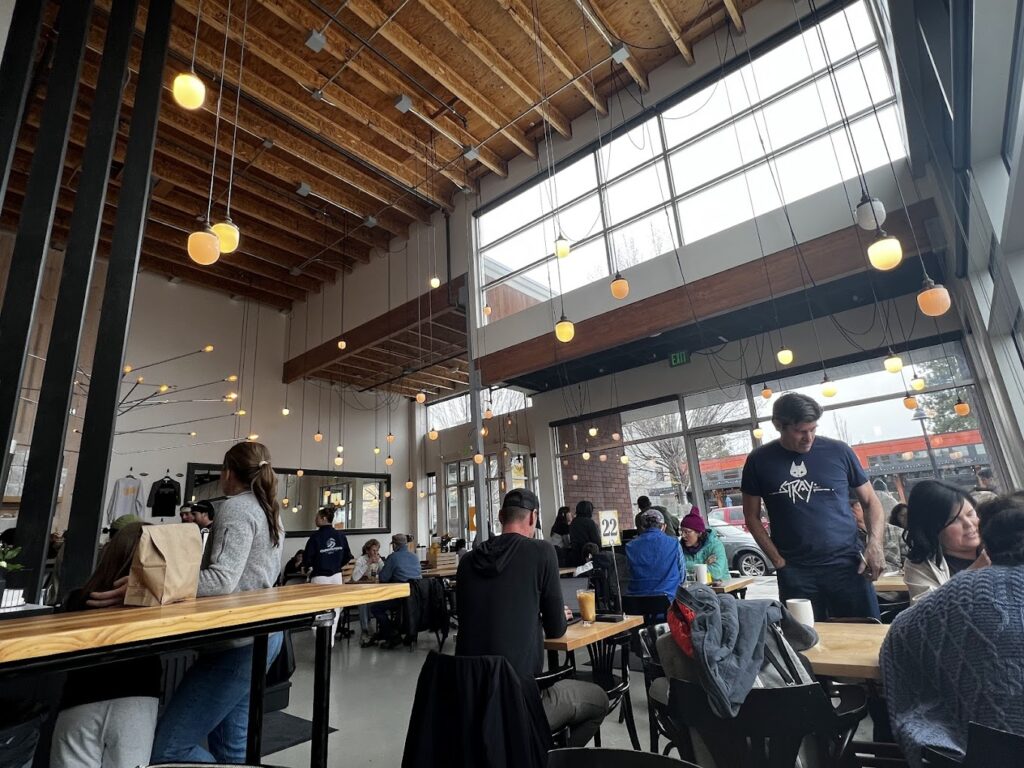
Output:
[147, 477, 181, 517]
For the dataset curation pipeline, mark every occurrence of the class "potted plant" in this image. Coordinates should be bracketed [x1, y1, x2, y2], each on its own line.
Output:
[0, 543, 24, 595]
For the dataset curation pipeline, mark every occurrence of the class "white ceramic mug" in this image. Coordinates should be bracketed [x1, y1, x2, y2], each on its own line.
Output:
[694, 564, 709, 585]
[786, 598, 815, 628]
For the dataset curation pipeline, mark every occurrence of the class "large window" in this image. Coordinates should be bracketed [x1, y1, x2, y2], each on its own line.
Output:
[476, 1, 904, 324]
[426, 387, 531, 431]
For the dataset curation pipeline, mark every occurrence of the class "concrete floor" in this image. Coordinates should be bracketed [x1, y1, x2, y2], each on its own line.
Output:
[266, 577, 782, 766]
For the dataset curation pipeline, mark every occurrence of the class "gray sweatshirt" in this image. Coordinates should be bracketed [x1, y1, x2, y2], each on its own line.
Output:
[198, 490, 281, 597]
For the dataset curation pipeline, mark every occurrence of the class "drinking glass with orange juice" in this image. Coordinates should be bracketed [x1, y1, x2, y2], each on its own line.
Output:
[577, 589, 596, 625]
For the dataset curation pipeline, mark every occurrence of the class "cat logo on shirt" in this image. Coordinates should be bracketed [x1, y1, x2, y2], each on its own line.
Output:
[772, 460, 833, 503]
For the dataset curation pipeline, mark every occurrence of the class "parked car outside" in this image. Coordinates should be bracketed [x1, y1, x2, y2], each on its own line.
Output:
[709, 505, 770, 534]
[710, 518, 773, 577]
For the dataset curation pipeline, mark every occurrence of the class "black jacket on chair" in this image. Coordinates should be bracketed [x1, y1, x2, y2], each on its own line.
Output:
[402, 651, 551, 768]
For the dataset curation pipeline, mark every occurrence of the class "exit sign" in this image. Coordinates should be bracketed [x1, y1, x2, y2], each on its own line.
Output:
[669, 350, 690, 367]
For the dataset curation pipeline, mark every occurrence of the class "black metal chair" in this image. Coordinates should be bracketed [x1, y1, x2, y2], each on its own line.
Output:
[878, 600, 910, 625]
[844, 741, 910, 766]
[621, 594, 670, 629]
[664, 677, 867, 767]
[636, 623, 676, 755]
[921, 722, 1024, 767]
[574, 632, 642, 750]
[536, 663, 578, 748]
[546, 747, 702, 767]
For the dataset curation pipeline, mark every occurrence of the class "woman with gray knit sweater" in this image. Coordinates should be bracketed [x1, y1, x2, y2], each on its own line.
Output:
[151, 441, 284, 763]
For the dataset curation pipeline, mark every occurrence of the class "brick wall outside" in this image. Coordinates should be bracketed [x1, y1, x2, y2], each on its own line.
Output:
[557, 413, 635, 532]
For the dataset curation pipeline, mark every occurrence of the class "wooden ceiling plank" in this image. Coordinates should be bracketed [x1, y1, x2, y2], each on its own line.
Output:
[577, 1, 650, 90]
[140, 254, 293, 311]
[284, 275, 466, 382]
[723, 0, 746, 33]
[417, 0, 572, 139]
[177, 0, 471, 191]
[344, 0, 536, 159]
[258, 0, 507, 178]
[496, 0, 609, 115]
[647, 0, 696, 64]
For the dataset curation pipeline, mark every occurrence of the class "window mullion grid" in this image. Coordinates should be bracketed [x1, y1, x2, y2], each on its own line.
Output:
[658, 113, 687, 251]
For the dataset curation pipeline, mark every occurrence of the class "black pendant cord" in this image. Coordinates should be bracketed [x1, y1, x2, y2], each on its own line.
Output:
[0, 0, 45, 205]
[62, 0, 175, 599]
[16, 0, 141, 604]
[0, 0, 94, 503]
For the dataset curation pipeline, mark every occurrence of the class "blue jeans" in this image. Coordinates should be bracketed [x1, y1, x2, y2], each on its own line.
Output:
[151, 632, 283, 763]
[777, 560, 880, 620]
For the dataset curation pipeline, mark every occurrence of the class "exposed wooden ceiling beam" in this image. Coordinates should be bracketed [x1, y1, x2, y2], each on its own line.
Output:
[258, 0, 508, 178]
[417, 0, 572, 139]
[573, 0, 649, 91]
[647, 0, 696, 65]
[284, 275, 466, 382]
[723, 0, 746, 33]
[497, 0, 609, 115]
[177, 0, 471, 191]
[344, 0, 536, 158]
[311, 368, 422, 398]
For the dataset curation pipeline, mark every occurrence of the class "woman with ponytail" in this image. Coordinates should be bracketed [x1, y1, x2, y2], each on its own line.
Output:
[152, 441, 284, 763]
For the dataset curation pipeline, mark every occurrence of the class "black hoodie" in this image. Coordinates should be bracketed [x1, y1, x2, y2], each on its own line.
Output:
[455, 533, 566, 681]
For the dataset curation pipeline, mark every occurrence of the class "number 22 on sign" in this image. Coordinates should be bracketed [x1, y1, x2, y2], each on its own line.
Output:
[598, 510, 621, 547]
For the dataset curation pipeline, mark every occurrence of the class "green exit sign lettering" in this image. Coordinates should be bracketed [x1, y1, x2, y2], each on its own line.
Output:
[669, 350, 690, 367]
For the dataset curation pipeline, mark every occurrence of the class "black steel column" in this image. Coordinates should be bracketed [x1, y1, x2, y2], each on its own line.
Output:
[0, 0, 93, 505]
[62, 0, 173, 595]
[17, 0, 140, 603]
[0, 0, 45, 205]
[311, 613, 335, 768]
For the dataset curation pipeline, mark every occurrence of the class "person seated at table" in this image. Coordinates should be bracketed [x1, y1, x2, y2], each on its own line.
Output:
[568, 500, 601, 566]
[151, 441, 285, 763]
[453, 538, 468, 561]
[371, 533, 422, 647]
[881, 492, 1024, 765]
[679, 510, 729, 582]
[50, 522, 162, 768]
[351, 538, 382, 646]
[283, 550, 304, 580]
[635, 495, 680, 538]
[456, 489, 608, 747]
[549, 506, 572, 549]
[904, 479, 989, 603]
[851, 493, 906, 572]
[889, 502, 909, 530]
[178, 504, 195, 525]
[627, 508, 684, 599]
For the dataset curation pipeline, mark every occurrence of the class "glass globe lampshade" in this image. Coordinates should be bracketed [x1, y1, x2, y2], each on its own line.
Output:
[247, 433, 259, 441]
[336, 444, 344, 453]
[296, 469, 304, 477]
[954, 398, 971, 417]
[612, 432, 621, 441]
[903, 395, 918, 410]
[282, 498, 289, 507]
[619, 454, 629, 464]
[753, 427, 764, 439]
[821, 378, 838, 398]
[855, 195, 886, 230]
[203, 344, 214, 352]
[172, 70, 206, 110]
[484, 408, 493, 420]
[337, 339, 347, 350]
[420, 491, 426, 498]
[429, 275, 441, 289]
[581, 451, 591, 461]
[910, 376, 925, 392]
[483, 304, 492, 317]
[777, 347, 794, 366]
[334, 456, 343, 467]
[883, 354, 903, 373]
[572, 474, 578, 481]
[761, 385, 772, 399]
[415, 392, 426, 404]
[211, 220, 240, 253]
[554, 315, 575, 343]
[373, 446, 381, 455]
[281, 407, 290, 416]
[918, 279, 951, 317]
[187, 227, 220, 266]
[473, 453, 484, 464]
[588, 426, 598, 437]
[480, 426, 489, 437]
[313, 431, 323, 443]
[867, 233, 902, 271]
[555, 234, 570, 259]
[610, 273, 629, 300]
[386, 432, 395, 444]
[428, 428, 438, 441]
[598, 454, 607, 462]
[384, 491, 391, 498]
[385, 455, 394, 466]
[405, 480, 414, 490]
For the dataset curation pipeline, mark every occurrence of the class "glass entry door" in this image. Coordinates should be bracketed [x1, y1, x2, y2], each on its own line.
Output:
[689, 428, 753, 516]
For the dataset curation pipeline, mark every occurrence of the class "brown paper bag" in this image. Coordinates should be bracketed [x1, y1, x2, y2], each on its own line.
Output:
[124, 523, 202, 607]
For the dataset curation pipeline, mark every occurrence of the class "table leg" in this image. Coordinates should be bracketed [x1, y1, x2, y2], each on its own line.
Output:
[547, 649, 560, 672]
[245, 633, 268, 764]
[311, 611, 335, 768]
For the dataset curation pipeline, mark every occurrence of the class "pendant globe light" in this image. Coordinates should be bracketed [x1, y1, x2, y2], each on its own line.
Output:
[761, 384, 773, 399]
[554, 314, 575, 343]
[903, 394, 918, 410]
[188, 227, 220, 265]
[173, 2, 206, 110]
[954, 398, 971, 417]
[610, 273, 629, 300]
[555, 233, 570, 259]
[867, 231, 903, 271]
[855, 194, 886, 231]
[213, 0, 251, 254]
[918, 278, 951, 317]
[753, 427, 764, 439]
[776, 347, 794, 366]
[429, 275, 441, 289]
[415, 392, 426, 404]
[910, 373, 926, 392]
[428, 427, 438, 441]
[883, 352, 903, 373]
[821, 375, 837, 398]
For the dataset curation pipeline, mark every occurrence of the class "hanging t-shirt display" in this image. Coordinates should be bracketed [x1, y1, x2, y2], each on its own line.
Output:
[106, 475, 144, 525]
[147, 477, 181, 518]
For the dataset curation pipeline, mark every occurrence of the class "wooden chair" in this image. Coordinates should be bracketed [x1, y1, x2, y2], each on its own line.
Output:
[636, 624, 676, 754]
[546, 747, 702, 767]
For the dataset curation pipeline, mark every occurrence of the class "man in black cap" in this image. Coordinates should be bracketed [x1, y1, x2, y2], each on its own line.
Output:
[456, 489, 608, 747]
[191, 500, 216, 550]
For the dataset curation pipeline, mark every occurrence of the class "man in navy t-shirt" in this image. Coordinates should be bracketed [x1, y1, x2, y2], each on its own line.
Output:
[741, 393, 884, 619]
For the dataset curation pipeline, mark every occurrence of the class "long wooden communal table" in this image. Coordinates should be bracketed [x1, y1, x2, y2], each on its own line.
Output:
[801, 622, 888, 681]
[0, 583, 408, 767]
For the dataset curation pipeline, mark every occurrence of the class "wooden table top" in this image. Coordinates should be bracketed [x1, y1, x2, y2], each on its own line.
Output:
[544, 615, 644, 652]
[874, 574, 908, 592]
[0, 583, 409, 666]
[713, 577, 754, 594]
[801, 622, 888, 681]
[421, 565, 458, 578]
[559, 567, 577, 576]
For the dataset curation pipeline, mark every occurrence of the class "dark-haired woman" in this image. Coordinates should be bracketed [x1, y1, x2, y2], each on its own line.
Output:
[882, 493, 1024, 765]
[152, 441, 284, 763]
[549, 506, 572, 548]
[569, 500, 601, 566]
[904, 480, 989, 603]
[50, 523, 162, 768]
